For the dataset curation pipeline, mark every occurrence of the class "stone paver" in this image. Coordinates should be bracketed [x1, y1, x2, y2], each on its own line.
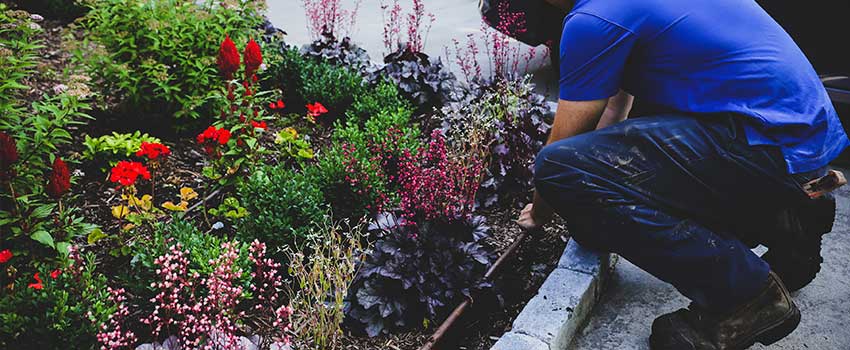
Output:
[492, 240, 616, 350]
[571, 173, 850, 350]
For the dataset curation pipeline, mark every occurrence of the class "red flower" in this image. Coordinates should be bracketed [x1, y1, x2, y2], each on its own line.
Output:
[306, 102, 328, 117]
[109, 161, 151, 187]
[197, 126, 231, 145]
[269, 99, 285, 110]
[251, 120, 267, 129]
[28, 272, 43, 290]
[0, 249, 12, 263]
[217, 35, 240, 78]
[135, 142, 171, 160]
[46, 157, 71, 199]
[0, 131, 18, 170]
[243, 38, 263, 74]
[196, 126, 231, 158]
[50, 269, 61, 279]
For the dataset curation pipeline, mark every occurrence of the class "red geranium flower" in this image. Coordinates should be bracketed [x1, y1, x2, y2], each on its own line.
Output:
[0, 131, 18, 170]
[0, 249, 12, 263]
[28, 272, 43, 290]
[243, 38, 263, 74]
[109, 161, 151, 187]
[196, 126, 231, 157]
[46, 157, 71, 199]
[135, 142, 171, 160]
[50, 269, 61, 279]
[217, 35, 240, 79]
[306, 102, 328, 117]
[251, 120, 267, 129]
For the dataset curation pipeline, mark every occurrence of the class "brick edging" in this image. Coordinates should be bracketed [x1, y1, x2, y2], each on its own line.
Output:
[491, 240, 618, 350]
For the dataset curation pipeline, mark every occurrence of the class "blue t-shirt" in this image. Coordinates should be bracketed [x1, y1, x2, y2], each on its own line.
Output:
[559, 0, 849, 174]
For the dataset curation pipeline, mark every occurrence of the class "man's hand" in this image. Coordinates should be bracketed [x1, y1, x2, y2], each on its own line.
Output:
[517, 202, 554, 230]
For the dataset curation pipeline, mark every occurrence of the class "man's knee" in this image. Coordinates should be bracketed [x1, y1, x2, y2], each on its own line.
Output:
[533, 139, 591, 203]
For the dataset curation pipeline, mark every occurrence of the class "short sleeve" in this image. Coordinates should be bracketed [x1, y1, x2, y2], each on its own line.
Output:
[559, 13, 636, 101]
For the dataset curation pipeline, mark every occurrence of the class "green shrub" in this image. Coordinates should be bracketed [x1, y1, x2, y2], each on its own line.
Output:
[76, 0, 265, 119]
[0, 252, 114, 349]
[266, 46, 366, 115]
[0, 5, 42, 112]
[346, 79, 413, 123]
[237, 165, 328, 253]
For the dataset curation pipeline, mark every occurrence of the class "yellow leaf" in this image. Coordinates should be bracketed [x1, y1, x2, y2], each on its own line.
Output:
[111, 205, 129, 219]
[162, 201, 188, 212]
[180, 187, 198, 201]
[122, 223, 136, 231]
[138, 194, 153, 211]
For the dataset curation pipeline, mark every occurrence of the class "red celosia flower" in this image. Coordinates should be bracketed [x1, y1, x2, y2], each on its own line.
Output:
[0, 249, 12, 263]
[28, 272, 43, 290]
[243, 38, 263, 74]
[0, 131, 18, 170]
[217, 35, 240, 78]
[306, 102, 328, 117]
[50, 269, 61, 279]
[251, 120, 267, 129]
[46, 157, 71, 199]
[109, 161, 151, 187]
[135, 142, 171, 160]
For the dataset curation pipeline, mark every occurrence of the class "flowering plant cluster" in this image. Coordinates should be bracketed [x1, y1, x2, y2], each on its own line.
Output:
[199, 35, 275, 185]
[0, 246, 115, 348]
[397, 130, 484, 222]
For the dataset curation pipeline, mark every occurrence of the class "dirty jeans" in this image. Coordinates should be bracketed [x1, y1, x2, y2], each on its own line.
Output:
[533, 113, 824, 310]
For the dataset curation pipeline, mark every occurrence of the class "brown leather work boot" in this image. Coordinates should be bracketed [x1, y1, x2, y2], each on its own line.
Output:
[649, 272, 800, 350]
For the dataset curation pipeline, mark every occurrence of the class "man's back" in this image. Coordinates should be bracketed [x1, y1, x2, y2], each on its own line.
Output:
[559, 0, 849, 173]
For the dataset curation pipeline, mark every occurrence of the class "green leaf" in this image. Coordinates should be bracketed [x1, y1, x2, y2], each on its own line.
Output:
[87, 228, 108, 244]
[31, 230, 55, 248]
[56, 242, 71, 257]
[30, 204, 56, 219]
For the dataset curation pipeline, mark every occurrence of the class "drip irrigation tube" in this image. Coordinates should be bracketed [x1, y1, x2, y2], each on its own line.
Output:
[419, 227, 544, 350]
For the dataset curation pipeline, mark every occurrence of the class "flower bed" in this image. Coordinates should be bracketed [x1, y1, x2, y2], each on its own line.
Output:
[0, 0, 564, 349]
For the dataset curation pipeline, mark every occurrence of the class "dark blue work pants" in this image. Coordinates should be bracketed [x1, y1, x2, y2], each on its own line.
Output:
[534, 114, 823, 309]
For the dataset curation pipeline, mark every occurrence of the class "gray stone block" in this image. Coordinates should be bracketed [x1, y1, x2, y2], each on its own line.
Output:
[510, 268, 599, 350]
[490, 332, 549, 350]
[557, 240, 608, 275]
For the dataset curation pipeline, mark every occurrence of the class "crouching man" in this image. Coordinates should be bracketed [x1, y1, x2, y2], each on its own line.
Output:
[516, 0, 849, 349]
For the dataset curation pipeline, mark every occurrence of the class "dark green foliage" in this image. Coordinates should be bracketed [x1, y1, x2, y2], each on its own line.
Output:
[345, 214, 495, 337]
[236, 165, 328, 253]
[346, 79, 414, 123]
[77, 0, 265, 119]
[0, 253, 114, 349]
[266, 46, 366, 117]
[368, 45, 462, 111]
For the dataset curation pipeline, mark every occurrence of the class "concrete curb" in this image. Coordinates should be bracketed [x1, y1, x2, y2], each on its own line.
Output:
[491, 240, 618, 350]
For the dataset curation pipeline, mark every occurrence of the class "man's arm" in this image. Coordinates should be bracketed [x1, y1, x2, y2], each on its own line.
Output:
[518, 98, 608, 229]
[597, 90, 633, 129]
